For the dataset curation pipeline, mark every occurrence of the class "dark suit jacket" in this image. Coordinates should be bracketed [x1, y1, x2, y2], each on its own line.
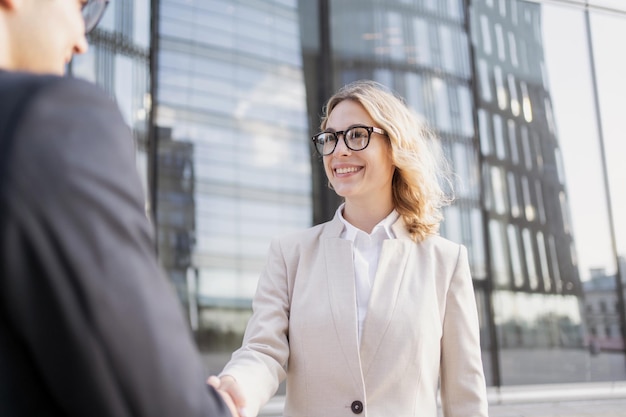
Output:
[0, 71, 229, 417]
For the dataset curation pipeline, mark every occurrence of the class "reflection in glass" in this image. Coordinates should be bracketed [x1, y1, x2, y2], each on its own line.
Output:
[508, 73, 520, 117]
[494, 65, 507, 110]
[490, 220, 510, 288]
[478, 109, 492, 155]
[470, 208, 487, 279]
[522, 228, 538, 289]
[480, 14, 492, 55]
[442, 205, 462, 249]
[432, 77, 452, 132]
[507, 172, 520, 218]
[520, 125, 532, 171]
[535, 179, 546, 224]
[520, 81, 533, 122]
[492, 114, 505, 160]
[537, 232, 551, 291]
[590, 12, 626, 257]
[495, 291, 590, 384]
[70, 0, 150, 201]
[507, 224, 524, 288]
[157, 0, 311, 371]
[491, 165, 507, 215]
[412, 17, 432, 67]
[507, 119, 519, 165]
[521, 176, 535, 222]
[470, 0, 613, 385]
[508, 31, 519, 67]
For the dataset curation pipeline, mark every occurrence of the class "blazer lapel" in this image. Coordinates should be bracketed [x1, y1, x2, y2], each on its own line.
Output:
[323, 218, 364, 388]
[359, 234, 412, 377]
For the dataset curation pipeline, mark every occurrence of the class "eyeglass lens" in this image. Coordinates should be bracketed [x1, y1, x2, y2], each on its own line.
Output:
[82, 0, 109, 34]
[315, 126, 370, 155]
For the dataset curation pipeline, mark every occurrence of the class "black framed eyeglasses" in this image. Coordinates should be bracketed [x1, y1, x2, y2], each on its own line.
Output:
[311, 125, 387, 156]
[82, 0, 110, 34]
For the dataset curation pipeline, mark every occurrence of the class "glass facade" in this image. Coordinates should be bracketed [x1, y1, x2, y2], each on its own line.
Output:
[69, 0, 626, 395]
[71, 0, 151, 195]
[472, 0, 590, 385]
[154, 0, 311, 371]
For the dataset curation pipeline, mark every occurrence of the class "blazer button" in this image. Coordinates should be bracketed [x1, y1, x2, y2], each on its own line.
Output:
[351, 400, 363, 414]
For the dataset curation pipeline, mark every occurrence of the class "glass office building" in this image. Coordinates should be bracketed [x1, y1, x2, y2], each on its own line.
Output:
[70, 0, 626, 395]
[475, 0, 588, 385]
[155, 0, 312, 370]
[72, 0, 151, 192]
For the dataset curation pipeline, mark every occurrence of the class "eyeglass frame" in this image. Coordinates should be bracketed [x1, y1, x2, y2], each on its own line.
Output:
[82, 0, 110, 34]
[311, 125, 387, 156]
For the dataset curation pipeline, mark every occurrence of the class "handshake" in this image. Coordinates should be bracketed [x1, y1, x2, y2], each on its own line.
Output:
[208, 375, 249, 417]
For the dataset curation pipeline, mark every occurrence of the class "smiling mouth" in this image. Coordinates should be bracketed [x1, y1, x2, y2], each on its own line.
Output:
[335, 166, 361, 174]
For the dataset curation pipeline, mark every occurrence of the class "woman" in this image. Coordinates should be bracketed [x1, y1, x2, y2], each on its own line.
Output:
[213, 80, 489, 417]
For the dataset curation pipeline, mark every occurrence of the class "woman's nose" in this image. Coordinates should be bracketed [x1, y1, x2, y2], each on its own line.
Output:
[334, 134, 351, 155]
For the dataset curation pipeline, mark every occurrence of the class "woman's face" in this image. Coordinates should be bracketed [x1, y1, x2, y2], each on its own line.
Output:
[323, 100, 395, 206]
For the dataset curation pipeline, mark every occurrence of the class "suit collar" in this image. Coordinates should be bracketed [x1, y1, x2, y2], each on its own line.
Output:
[322, 212, 345, 238]
[323, 210, 411, 241]
[391, 217, 412, 240]
[335, 203, 399, 241]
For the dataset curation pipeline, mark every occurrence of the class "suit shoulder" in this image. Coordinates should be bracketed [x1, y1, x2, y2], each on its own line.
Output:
[0, 71, 115, 112]
[0, 72, 61, 126]
[274, 221, 328, 249]
[13, 75, 128, 151]
[421, 234, 464, 258]
[38, 76, 115, 110]
[0, 71, 105, 102]
[7, 73, 137, 205]
[0, 71, 58, 92]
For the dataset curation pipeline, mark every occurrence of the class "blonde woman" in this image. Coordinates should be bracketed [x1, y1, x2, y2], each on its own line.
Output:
[212, 80, 489, 417]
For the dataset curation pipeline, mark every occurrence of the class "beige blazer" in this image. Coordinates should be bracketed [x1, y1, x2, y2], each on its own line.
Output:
[222, 214, 488, 417]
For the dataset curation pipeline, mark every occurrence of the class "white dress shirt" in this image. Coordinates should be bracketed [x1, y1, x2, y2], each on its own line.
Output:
[337, 203, 399, 343]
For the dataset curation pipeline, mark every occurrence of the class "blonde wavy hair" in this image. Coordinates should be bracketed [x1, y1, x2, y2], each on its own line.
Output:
[320, 80, 454, 242]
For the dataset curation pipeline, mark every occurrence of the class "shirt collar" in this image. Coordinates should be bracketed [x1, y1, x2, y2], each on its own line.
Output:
[336, 203, 399, 242]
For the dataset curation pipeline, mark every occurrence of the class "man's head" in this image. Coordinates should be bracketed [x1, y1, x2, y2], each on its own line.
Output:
[0, 0, 109, 75]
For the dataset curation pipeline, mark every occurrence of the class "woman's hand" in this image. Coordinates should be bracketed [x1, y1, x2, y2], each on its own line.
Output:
[207, 375, 248, 417]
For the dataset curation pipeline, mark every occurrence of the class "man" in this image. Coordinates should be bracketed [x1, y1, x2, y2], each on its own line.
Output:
[0, 1, 237, 416]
